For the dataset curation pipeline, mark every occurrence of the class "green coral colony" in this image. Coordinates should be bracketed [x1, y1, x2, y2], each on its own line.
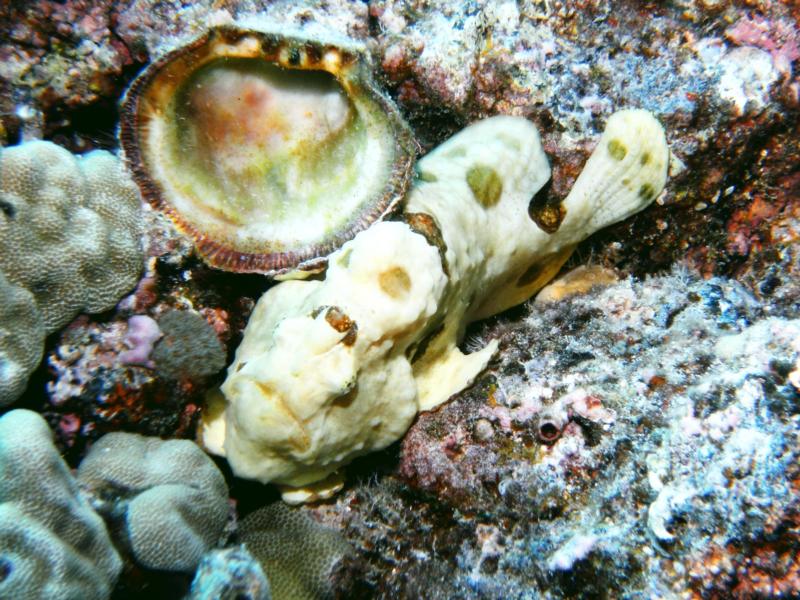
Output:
[120, 25, 415, 276]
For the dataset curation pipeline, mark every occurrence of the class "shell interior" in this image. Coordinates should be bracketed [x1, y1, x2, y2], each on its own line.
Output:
[120, 26, 415, 275]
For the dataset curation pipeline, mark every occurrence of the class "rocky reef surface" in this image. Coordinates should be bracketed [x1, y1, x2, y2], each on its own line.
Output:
[0, 1, 798, 598]
[331, 266, 800, 598]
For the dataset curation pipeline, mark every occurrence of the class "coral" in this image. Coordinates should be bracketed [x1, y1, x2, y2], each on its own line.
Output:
[76, 432, 229, 572]
[0, 272, 45, 405]
[120, 23, 415, 276]
[150, 309, 226, 381]
[0, 139, 143, 404]
[188, 545, 272, 600]
[0, 409, 121, 600]
[0, 140, 143, 332]
[238, 502, 352, 600]
[202, 109, 668, 502]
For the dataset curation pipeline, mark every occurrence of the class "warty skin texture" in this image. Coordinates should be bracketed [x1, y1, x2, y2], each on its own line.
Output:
[203, 109, 669, 503]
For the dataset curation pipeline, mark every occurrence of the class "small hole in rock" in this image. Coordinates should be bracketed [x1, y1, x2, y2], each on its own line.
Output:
[0, 557, 13, 583]
[538, 422, 561, 443]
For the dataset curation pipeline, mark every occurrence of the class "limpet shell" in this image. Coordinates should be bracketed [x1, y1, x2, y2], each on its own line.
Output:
[120, 25, 415, 276]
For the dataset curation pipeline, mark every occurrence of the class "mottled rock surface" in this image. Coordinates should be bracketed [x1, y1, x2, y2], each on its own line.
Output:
[313, 267, 800, 598]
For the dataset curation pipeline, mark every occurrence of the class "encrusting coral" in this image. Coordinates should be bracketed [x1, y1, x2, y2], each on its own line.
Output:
[0, 140, 143, 406]
[0, 409, 122, 600]
[238, 502, 352, 600]
[202, 109, 669, 503]
[77, 432, 229, 572]
[150, 309, 227, 381]
[120, 23, 415, 276]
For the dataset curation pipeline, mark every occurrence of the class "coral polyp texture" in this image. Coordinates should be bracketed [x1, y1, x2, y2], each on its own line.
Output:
[238, 502, 353, 600]
[77, 432, 229, 572]
[0, 140, 143, 405]
[202, 109, 669, 503]
[0, 272, 44, 405]
[0, 409, 121, 600]
[120, 24, 415, 277]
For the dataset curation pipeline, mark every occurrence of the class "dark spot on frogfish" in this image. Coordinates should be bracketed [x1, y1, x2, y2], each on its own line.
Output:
[607, 139, 627, 161]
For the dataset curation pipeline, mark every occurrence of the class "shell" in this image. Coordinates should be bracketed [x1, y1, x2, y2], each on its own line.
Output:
[119, 25, 415, 276]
